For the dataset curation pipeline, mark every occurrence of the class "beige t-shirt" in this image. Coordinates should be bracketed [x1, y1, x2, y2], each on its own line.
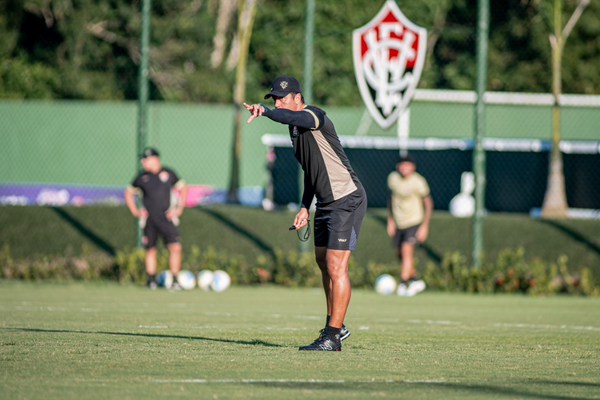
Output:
[388, 171, 430, 229]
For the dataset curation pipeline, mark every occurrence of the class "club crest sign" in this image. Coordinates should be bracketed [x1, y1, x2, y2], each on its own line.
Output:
[353, 1, 427, 129]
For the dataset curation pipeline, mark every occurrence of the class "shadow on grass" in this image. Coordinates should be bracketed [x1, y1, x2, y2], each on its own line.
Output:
[534, 381, 600, 388]
[193, 207, 276, 262]
[537, 219, 600, 258]
[50, 207, 116, 256]
[370, 214, 442, 264]
[242, 380, 596, 399]
[7, 327, 283, 348]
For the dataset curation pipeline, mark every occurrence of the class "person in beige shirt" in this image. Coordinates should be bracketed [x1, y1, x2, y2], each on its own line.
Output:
[387, 154, 433, 296]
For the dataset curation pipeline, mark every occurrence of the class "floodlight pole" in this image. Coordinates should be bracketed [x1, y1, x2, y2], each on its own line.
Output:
[298, 0, 315, 254]
[472, 0, 489, 268]
[136, 0, 152, 248]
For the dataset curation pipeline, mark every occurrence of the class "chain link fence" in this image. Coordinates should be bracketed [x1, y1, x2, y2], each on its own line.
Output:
[2, 93, 598, 216]
[263, 91, 600, 215]
[0, 101, 269, 207]
[1, 1, 599, 219]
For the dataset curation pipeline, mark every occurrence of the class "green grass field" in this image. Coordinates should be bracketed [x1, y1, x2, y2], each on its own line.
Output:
[1, 282, 599, 399]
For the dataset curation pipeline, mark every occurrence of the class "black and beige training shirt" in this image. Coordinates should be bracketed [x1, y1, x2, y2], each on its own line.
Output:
[262, 105, 363, 209]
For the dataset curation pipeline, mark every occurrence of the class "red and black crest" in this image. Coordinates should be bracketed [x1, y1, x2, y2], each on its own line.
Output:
[353, 1, 427, 129]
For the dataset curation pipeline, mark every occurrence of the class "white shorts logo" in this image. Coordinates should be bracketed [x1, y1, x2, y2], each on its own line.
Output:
[338, 238, 347, 243]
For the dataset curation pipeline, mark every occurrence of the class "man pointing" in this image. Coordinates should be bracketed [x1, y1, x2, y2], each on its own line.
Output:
[245, 76, 367, 351]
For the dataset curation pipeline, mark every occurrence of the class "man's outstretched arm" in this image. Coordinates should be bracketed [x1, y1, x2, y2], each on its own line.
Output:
[243, 103, 322, 129]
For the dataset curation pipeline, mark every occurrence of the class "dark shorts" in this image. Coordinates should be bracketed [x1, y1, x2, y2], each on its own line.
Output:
[143, 217, 181, 249]
[314, 187, 367, 251]
[393, 224, 420, 248]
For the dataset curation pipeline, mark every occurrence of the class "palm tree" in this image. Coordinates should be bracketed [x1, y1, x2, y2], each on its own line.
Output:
[541, 0, 589, 218]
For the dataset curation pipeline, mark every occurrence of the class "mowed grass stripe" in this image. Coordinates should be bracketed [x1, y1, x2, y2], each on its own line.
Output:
[4, 304, 600, 333]
[1, 282, 599, 400]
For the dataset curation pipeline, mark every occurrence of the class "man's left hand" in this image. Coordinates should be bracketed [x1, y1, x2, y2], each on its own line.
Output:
[293, 208, 309, 230]
[416, 225, 429, 243]
[165, 208, 183, 221]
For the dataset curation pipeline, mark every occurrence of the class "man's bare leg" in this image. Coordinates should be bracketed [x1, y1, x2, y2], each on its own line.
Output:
[167, 242, 182, 275]
[324, 249, 352, 329]
[145, 247, 157, 275]
[315, 246, 332, 317]
[399, 242, 416, 281]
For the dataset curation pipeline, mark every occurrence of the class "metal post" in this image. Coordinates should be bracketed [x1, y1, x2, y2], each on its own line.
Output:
[136, 0, 152, 248]
[303, 0, 315, 105]
[397, 108, 410, 158]
[472, 0, 489, 268]
[298, 0, 315, 254]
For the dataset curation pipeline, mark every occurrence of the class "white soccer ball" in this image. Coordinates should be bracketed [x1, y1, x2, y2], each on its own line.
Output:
[177, 270, 196, 290]
[375, 274, 397, 295]
[211, 270, 231, 292]
[156, 270, 173, 289]
[197, 270, 214, 291]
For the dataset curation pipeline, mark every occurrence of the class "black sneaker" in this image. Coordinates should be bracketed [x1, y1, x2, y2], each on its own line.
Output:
[340, 324, 351, 341]
[299, 332, 341, 351]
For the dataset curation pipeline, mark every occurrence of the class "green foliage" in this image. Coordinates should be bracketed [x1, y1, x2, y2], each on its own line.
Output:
[1, 0, 598, 103]
[0, 244, 114, 281]
[1, 243, 597, 296]
[113, 247, 147, 283]
[423, 247, 600, 296]
[0, 57, 61, 99]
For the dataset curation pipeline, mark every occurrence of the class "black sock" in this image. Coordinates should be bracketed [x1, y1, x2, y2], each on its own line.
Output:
[325, 325, 342, 342]
[402, 276, 419, 284]
[147, 274, 156, 283]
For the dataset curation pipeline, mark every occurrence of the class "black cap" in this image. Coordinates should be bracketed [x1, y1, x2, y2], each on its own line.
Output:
[141, 147, 159, 159]
[397, 154, 415, 164]
[264, 75, 302, 99]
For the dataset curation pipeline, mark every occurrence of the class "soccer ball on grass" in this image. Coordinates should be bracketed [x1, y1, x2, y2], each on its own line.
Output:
[210, 270, 231, 292]
[177, 270, 196, 290]
[156, 270, 173, 289]
[196, 270, 214, 291]
[375, 274, 397, 295]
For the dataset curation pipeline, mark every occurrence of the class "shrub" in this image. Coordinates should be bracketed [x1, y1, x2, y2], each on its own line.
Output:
[422, 248, 599, 296]
[0, 244, 115, 281]
[0, 244, 598, 296]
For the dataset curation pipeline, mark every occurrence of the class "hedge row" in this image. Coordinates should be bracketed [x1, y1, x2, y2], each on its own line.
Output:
[1, 245, 598, 296]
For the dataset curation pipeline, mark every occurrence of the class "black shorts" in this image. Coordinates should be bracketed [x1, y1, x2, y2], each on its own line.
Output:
[393, 224, 420, 248]
[313, 187, 367, 251]
[143, 217, 181, 249]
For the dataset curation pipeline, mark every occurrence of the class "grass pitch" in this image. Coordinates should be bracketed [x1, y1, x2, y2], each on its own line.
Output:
[1, 282, 599, 399]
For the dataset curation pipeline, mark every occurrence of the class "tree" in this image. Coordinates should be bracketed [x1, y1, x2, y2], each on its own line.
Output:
[1, 0, 599, 103]
[227, 0, 258, 203]
[541, 0, 589, 218]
